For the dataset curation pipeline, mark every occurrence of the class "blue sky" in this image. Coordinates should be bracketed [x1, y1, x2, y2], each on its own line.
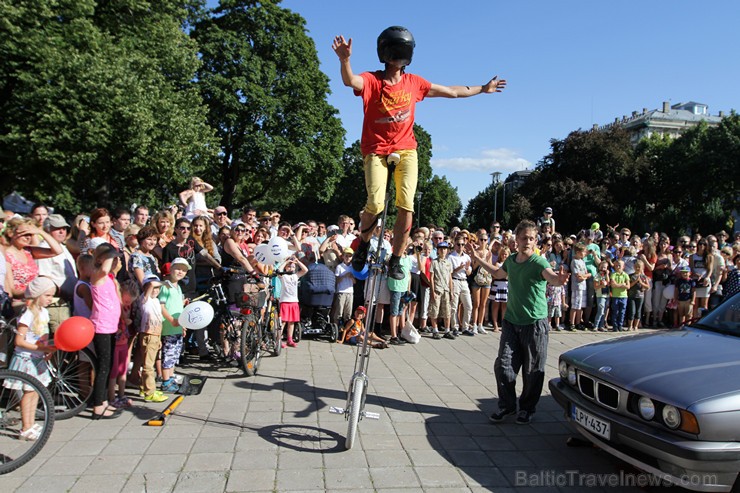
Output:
[209, 0, 739, 207]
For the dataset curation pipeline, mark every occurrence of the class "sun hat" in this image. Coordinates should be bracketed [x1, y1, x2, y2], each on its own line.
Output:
[25, 276, 56, 299]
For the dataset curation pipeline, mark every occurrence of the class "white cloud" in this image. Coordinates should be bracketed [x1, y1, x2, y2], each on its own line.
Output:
[431, 148, 532, 173]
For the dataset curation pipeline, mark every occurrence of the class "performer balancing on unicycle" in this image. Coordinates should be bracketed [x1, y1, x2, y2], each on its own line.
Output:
[333, 26, 506, 280]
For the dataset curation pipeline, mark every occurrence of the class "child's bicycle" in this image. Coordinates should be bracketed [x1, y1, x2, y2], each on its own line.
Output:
[329, 157, 401, 449]
[1, 314, 96, 420]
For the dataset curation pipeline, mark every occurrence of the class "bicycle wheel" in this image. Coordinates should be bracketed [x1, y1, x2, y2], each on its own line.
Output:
[293, 321, 302, 343]
[241, 316, 261, 376]
[270, 307, 282, 357]
[345, 377, 364, 450]
[47, 347, 97, 419]
[0, 369, 55, 474]
[328, 323, 339, 343]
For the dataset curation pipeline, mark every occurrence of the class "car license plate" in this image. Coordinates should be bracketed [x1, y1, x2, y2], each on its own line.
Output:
[572, 405, 611, 440]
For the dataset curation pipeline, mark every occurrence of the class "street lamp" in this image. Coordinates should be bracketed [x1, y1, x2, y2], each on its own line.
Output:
[415, 191, 423, 228]
[491, 172, 501, 223]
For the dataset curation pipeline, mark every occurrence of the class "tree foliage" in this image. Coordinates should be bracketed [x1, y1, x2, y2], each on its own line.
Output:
[192, 0, 345, 211]
[495, 115, 739, 236]
[0, 0, 217, 213]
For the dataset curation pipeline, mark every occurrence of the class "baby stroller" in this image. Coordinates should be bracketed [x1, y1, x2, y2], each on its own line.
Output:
[295, 263, 339, 342]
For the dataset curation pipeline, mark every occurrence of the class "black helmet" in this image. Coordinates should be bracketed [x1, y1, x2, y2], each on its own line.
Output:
[377, 26, 415, 66]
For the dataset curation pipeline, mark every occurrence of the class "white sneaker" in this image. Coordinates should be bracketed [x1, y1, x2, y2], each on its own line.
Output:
[477, 325, 488, 334]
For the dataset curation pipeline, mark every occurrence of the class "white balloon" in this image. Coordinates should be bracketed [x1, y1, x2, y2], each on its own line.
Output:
[178, 301, 214, 330]
[268, 236, 291, 263]
[662, 284, 675, 300]
[253, 243, 274, 265]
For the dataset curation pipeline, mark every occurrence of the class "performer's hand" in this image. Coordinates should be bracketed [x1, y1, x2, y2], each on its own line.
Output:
[332, 35, 352, 60]
[482, 76, 506, 94]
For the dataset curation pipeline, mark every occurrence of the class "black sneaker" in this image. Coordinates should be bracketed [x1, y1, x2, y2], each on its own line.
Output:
[462, 329, 476, 336]
[389, 337, 403, 345]
[489, 408, 516, 423]
[443, 331, 456, 340]
[351, 239, 371, 271]
[515, 410, 533, 425]
[432, 332, 442, 340]
[388, 255, 404, 280]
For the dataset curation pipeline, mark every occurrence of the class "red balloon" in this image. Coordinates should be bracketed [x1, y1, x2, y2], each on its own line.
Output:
[54, 316, 95, 352]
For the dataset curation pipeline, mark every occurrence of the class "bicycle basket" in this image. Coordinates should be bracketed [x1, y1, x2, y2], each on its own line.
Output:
[236, 283, 267, 309]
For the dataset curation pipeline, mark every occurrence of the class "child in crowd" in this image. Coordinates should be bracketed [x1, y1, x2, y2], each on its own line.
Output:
[593, 260, 611, 331]
[159, 258, 189, 393]
[337, 306, 388, 348]
[73, 254, 94, 318]
[90, 243, 123, 419]
[610, 260, 630, 332]
[332, 247, 356, 325]
[627, 259, 650, 331]
[674, 265, 696, 327]
[109, 280, 139, 408]
[546, 282, 567, 331]
[279, 257, 308, 348]
[429, 241, 453, 339]
[129, 225, 160, 285]
[4, 277, 57, 440]
[489, 246, 510, 333]
[568, 243, 590, 330]
[137, 274, 168, 402]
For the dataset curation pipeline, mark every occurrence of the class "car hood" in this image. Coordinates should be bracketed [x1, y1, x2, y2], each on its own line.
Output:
[563, 328, 740, 408]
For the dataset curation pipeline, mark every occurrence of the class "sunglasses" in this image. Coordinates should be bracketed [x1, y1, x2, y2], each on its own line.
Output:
[178, 226, 191, 230]
[479, 237, 488, 241]
[456, 243, 465, 246]
[215, 212, 227, 216]
[235, 228, 246, 233]
[492, 225, 500, 229]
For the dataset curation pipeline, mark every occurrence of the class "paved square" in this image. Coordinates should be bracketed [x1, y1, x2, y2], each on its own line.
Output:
[0, 330, 687, 492]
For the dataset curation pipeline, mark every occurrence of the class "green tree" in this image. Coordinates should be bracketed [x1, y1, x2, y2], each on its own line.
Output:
[192, 0, 345, 210]
[0, 0, 217, 213]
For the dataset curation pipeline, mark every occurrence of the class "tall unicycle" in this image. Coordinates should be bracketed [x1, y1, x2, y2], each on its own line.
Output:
[330, 155, 398, 449]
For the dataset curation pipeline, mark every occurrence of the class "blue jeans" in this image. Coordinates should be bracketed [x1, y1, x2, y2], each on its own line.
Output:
[611, 298, 627, 331]
[594, 296, 608, 328]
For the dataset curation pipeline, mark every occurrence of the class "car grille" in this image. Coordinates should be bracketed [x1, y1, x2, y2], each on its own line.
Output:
[577, 373, 620, 410]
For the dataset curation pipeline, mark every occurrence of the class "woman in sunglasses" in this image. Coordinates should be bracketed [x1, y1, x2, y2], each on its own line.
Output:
[3, 217, 63, 311]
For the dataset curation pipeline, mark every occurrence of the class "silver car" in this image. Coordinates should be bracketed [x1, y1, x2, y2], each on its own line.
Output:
[549, 293, 740, 492]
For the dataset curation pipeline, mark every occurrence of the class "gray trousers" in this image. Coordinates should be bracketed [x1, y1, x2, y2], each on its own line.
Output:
[494, 318, 549, 413]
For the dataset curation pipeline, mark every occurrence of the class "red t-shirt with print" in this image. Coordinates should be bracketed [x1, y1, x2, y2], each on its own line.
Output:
[355, 71, 432, 156]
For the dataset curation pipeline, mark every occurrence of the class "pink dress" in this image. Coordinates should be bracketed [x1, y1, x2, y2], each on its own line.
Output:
[5, 249, 38, 294]
[90, 274, 121, 334]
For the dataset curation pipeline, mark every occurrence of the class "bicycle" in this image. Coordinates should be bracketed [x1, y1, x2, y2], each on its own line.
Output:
[1, 315, 96, 420]
[195, 268, 262, 376]
[0, 368, 56, 474]
[329, 160, 399, 449]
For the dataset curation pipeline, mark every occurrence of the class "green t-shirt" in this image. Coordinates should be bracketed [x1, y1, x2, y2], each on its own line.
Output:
[387, 256, 411, 292]
[611, 271, 629, 298]
[502, 253, 551, 325]
[584, 243, 600, 277]
[159, 281, 184, 336]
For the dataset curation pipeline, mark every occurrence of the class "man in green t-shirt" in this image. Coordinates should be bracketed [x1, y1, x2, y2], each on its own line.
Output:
[469, 220, 569, 424]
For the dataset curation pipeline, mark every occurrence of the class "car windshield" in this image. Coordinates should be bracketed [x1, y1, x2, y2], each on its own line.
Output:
[690, 292, 740, 336]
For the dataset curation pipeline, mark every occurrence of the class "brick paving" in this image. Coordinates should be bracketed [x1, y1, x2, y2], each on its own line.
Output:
[0, 329, 688, 492]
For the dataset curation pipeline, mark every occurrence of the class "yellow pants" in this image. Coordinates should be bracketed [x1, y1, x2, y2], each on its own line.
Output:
[363, 149, 418, 215]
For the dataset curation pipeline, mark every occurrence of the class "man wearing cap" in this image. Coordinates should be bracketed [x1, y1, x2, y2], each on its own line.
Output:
[257, 212, 274, 238]
[536, 207, 556, 234]
[36, 214, 78, 331]
[332, 247, 356, 324]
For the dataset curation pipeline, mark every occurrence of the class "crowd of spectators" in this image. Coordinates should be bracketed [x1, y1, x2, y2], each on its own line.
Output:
[2, 195, 739, 414]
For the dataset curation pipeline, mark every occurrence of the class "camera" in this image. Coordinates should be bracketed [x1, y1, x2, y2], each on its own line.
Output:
[415, 245, 422, 252]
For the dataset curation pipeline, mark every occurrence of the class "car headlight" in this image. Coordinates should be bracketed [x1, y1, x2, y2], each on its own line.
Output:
[567, 366, 577, 386]
[638, 397, 655, 420]
[662, 405, 681, 429]
[559, 360, 568, 380]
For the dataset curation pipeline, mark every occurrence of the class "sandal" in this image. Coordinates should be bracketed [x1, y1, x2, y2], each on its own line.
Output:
[19, 427, 41, 441]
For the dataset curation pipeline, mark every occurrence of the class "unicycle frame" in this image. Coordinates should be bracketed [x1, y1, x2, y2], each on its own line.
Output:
[337, 160, 397, 446]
